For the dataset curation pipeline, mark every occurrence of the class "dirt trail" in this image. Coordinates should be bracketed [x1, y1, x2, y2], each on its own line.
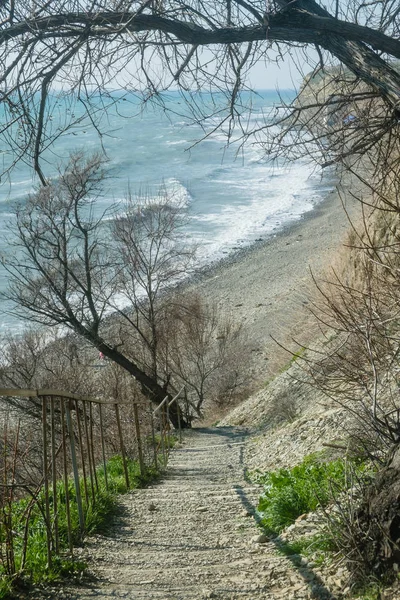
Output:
[45, 428, 335, 600]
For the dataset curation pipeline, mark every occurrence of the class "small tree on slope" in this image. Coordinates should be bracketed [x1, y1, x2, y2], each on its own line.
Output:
[1, 152, 193, 427]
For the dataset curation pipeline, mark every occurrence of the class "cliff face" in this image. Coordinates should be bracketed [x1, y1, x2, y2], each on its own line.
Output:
[219, 363, 351, 470]
[288, 62, 400, 168]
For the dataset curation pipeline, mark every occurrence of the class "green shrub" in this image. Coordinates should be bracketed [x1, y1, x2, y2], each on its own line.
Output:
[257, 454, 360, 533]
[278, 532, 336, 567]
[148, 432, 177, 450]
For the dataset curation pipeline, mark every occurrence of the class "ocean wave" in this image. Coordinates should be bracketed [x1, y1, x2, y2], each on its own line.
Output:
[159, 178, 192, 206]
[0, 90, 333, 332]
[188, 162, 332, 265]
[10, 178, 33, 187]
[166, 140, 188, 146]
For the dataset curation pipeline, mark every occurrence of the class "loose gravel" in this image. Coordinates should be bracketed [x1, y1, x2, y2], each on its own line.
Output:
[36, 427, 336, 600]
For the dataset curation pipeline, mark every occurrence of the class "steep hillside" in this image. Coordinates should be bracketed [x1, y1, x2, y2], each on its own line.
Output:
[218, 163, 400, 597]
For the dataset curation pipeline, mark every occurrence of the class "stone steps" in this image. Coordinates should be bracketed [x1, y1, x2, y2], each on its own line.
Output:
[48, 427, 318, 600]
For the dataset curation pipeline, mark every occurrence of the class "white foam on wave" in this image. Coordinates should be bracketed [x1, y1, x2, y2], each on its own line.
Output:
[189, 160, 333, 264]
[0, 91, 331, 332]
[102, 178, 192, 217]
[156, 178, 192, 207]
[166, 139, 187, 146]
[9, 178, 33, 187]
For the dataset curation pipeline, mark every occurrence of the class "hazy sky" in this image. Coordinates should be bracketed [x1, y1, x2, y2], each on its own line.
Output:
[100, 44, 318, 93]
[248, 59, 300, 90]
[247, 47, 319, 90]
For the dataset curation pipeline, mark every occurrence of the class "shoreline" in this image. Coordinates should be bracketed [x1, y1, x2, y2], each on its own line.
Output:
[0, 168, 363, 392]
[185, 168, 363, 383]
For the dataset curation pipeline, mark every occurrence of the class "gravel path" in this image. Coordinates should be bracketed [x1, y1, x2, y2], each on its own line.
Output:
[46, 427, 335, 600]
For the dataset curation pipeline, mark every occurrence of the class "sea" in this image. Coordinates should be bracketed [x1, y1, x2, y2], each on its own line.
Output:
[0, 89, 335, 333]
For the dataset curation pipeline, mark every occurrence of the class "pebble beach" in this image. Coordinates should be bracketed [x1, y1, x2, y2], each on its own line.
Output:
[188, 169, 363, 382]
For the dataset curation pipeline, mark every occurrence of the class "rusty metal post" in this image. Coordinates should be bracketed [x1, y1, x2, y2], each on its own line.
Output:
[65, 401, 85, 535]
[149, 403, 158, 470]
[42, 396, 52, 568]
[184, 388, 190, 425]
[98, 404, 109, 490]
[177, 402, 182, 443]
[89, 403, 99, 491]
[61, 400, 73, 554]
[3, 416, 15, 576]
[82, 402, 95, 502]
[133, 402, 144, 477]
[114, 403, 130, 489]
[160, 406, 166, 466]
[50, 396, 59, 554]
[166, 400, 170, 451]
[74, 400, 89, 505]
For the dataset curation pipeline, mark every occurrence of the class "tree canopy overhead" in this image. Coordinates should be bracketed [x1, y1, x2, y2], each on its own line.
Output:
[0, 0, 399, 181]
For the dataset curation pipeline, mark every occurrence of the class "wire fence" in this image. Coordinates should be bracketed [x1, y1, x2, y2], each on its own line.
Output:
[0, 386, 187, 578]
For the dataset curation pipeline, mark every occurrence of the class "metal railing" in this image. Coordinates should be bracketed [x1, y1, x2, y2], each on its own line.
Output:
[153, 386, 187, 464]
[0, 385, 188, 578]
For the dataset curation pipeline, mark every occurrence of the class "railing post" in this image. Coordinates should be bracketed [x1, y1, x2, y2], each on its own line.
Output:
[184, 388, 190, 425]
[61, 400, 73, 554]
[74, 400, 89, 505]
[98, 404, 109, 490]
[3, 416, 15, 576]
[166, 400, 170, 452]
[83, 402, 96, 502]
[114, 403, 130, 489]
[149, 403, 158, 470]
[133, 402, 144, 477]
[89, 403, 99, 492]
[160, 405, 166, 466]
[177, 402, 182, 443]
[65, 401, 85, 536]
[42, 396, 52, 568]
[50, 396, 59, 554]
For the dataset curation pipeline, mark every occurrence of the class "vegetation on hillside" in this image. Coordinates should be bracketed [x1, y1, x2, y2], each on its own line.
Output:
[0, 455, 154, 599]
[0, 154, 250, 426]
[255, 454, 367, 534]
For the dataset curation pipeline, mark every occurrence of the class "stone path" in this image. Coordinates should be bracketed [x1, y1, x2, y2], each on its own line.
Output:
[46, 427, 336, 600]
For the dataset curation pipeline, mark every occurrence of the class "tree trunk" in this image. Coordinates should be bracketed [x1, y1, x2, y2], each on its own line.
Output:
[280, 0, 400, 112]
[100, 342, 188, 429]
[4, 8, 400, 114]
[73, 323, 189, 429]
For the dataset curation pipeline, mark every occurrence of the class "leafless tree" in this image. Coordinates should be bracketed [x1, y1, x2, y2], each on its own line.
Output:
[160, 293, 246, 415]
[0, 0, 398, 182]
[0, 327, 85, 382]
[296, 192, 400, 456]
[112, 188, 195, 381]
[280, 179, 400, 579]
[1, 152, 192, 426]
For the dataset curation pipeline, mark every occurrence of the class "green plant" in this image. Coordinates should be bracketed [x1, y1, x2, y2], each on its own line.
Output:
[149, 432, 177, 450]
[0, 578, 13, 599]
[0, 455, 157, 598]
[257, 454, 364, 533]
[277, 532, 337, 569]
[279, 346, 306, 375]
[353, 583, 384, 600]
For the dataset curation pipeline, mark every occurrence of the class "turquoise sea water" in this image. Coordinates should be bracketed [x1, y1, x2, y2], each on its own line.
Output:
[0, 90, 335, 332]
